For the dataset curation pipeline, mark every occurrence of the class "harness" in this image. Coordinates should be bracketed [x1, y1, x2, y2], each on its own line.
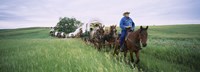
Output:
[104, 30, 117, 42]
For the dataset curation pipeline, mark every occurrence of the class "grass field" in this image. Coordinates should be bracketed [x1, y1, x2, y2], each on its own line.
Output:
[0, 25, 200, 72]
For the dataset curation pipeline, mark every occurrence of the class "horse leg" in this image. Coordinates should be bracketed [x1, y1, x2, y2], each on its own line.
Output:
[113, 44, 119, 56]
[109, 43, 112, 50]
[100, 42, 103, 50]
[135, 51, 140, 64]
[98, 42, 101, 51]
[97, 43, 100, 50]
[111, 43, 115, 49]
[130, 51, 134, 63]
[124, 50, 128, 63]
[112, 43, 115, 49]
[94, 42, 98, 49]
[110, 43, 113, 49]
[102, 42, 105, 49]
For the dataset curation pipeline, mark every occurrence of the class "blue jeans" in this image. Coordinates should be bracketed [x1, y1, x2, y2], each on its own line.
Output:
[120, 30, 127, 48]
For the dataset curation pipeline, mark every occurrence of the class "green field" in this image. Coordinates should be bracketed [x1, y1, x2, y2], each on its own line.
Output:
[0, 25, 200, 72]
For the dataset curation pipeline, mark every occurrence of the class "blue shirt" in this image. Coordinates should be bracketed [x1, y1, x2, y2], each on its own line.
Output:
[120, 16, 135, 30]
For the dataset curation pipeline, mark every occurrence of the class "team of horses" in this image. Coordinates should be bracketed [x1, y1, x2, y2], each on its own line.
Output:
[49, 27, 84, 38]
[50, 31, 66, 38]
[50, 25, 149, 65]
[82, 25, 149, 65]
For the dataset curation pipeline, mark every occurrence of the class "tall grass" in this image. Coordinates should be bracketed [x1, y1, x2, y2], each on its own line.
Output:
[0, 38, 139, 72]
[0, 25, 200, 72]
[137, 25, 200, 72]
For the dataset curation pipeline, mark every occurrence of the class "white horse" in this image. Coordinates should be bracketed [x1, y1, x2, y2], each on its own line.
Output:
[54, 31, 58, 37]
[61, 32, 65, 38]
[90, 27, 99, 39]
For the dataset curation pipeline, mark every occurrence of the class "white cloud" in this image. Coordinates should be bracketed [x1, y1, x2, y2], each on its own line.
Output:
[0, 0, 200, 29]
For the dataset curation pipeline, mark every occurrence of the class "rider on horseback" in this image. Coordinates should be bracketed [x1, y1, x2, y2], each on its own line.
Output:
[119, 12, 135, 52]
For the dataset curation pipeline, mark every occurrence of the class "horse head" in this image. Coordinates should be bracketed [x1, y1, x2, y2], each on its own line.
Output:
[139, 26, 148, 47]
[98, 25, 105, 35]
[110, 25, 117, 34]
[97, 25, 105, 39]
[109, 25, 117, 38]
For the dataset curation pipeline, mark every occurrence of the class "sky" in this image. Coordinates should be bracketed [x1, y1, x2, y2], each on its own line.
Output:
[0, 0, 200, 29]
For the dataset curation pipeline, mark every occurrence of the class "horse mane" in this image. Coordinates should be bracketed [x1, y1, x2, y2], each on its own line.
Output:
[127, 29, 142, 43]
[131, 29, 141, 37]
[127, 27, 148, 46]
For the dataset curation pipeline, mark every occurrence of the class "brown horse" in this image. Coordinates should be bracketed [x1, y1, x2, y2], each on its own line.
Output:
[114, 26, 149, 64]
[76, 28, 83, 38]
[90, 25, 105, 50]
[103, 25, 117, 49]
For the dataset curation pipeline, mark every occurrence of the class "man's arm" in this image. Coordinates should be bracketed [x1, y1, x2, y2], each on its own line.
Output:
[120, 18, 126, 30]
[131, 20, 135, 30]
